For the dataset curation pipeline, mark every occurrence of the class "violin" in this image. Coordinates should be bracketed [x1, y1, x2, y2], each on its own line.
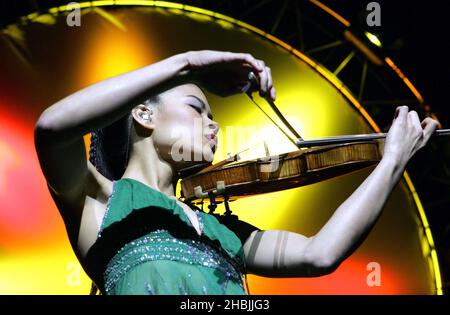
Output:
[179, 72, 450, 212]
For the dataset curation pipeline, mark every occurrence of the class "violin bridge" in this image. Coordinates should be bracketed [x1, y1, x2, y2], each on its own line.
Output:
[194, 181, 226, 199]
[194, 181, 227, 214]
[264, 141, 270, 157]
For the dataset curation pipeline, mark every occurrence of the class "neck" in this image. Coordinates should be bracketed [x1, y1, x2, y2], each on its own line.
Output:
[121, 140, 179, 199]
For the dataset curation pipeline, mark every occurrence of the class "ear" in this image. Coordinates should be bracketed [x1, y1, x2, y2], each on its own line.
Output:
[131, 104, 155, 131]
[131, 104, 155, 137]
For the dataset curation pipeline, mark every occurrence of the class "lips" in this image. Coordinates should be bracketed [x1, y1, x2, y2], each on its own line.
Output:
[205, 134, 217, 146]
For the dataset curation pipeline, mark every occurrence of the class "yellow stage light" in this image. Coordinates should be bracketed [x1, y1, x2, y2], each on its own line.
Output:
[365, 31, 382, 47]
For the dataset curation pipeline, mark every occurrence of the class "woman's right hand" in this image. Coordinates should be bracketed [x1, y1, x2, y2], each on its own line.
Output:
[183, 50, 276, 100]
[382, 105, 439, 167]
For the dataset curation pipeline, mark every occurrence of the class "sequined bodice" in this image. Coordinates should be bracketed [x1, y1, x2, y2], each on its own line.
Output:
[85, 178, 249, 295]
[104, 229, 244, 294]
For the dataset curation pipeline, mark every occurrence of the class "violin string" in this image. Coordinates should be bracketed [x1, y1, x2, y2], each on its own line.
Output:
[246, 93, 301, 149]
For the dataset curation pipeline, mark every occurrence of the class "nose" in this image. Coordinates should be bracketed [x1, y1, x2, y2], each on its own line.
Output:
[208, 120, 219, 135]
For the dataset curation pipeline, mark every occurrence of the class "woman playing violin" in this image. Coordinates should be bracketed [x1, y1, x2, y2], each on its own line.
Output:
[34, 50, 439, 294]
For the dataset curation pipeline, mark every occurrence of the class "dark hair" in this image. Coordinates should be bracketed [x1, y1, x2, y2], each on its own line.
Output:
[89, 95, 160, 181]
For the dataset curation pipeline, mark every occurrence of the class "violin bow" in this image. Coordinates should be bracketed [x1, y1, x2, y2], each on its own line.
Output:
[241, 72, 307, 149]
[242, 71, 449, 149]
[294, 129, 450, 147]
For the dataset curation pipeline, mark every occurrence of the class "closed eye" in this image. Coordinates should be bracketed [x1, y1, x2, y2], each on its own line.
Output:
[189, 104, 202, 115]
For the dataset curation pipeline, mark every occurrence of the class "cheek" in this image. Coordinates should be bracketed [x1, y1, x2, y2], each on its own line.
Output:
[155, 110, 199, 146]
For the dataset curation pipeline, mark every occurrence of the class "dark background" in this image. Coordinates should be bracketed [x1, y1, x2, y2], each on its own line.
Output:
[339, 0, 450, 122]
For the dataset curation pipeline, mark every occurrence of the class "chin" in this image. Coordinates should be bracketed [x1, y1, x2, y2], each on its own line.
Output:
[192, 143, 216, 163]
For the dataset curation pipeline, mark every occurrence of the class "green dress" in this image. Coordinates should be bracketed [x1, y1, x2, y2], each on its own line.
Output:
[85, 178, 259, 295]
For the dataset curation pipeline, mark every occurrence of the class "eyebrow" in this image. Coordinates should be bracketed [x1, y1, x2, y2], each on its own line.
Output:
[186, 95, 213, 120]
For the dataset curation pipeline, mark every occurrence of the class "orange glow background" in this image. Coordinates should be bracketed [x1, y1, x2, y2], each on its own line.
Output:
[0, 5, 439, 294]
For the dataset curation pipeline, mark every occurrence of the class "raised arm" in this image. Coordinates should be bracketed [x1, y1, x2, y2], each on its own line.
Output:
[34, 53, 190, 210]
[35, 54, 190, 144]
[243, 106, 439, 277]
